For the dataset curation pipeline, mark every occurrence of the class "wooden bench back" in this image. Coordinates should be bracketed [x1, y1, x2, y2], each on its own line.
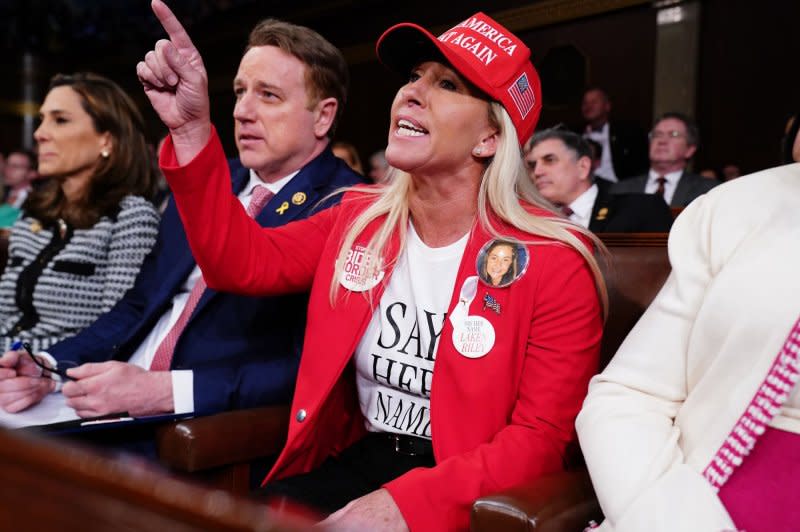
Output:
[598, 233, 671, 369]
[0, 427, 308, 531]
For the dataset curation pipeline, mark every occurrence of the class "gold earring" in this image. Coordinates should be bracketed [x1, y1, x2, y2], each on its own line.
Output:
[101, 149, 110, 158]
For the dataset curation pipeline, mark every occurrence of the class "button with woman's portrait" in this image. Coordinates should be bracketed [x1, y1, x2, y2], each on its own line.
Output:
[475, 239, 529, 288]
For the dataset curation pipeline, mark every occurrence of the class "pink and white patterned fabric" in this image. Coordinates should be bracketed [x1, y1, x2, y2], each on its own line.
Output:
[702, 317, 800, 490]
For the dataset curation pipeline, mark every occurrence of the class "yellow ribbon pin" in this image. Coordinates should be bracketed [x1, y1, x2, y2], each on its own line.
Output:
[276, 201, 290, 215]
[596, 207, 608, 221]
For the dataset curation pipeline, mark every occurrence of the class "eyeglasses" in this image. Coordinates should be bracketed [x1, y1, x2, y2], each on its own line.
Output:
[648, 130, 686, 140]
[11, 341, 77, 381]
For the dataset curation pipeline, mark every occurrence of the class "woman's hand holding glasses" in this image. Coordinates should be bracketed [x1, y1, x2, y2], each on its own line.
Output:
[0, 343, 61, 413]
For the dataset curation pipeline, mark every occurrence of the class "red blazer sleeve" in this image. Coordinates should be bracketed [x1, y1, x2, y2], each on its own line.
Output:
[385, 243, 602, 531]
[160, 128, 336, 296]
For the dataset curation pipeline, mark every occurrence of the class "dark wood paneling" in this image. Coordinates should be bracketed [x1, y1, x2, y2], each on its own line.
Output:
[520, 5, 656, 131]
[696, 0, 800, 174]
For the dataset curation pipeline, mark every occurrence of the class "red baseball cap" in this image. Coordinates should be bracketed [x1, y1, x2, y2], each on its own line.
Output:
[376, 12, 542, 145]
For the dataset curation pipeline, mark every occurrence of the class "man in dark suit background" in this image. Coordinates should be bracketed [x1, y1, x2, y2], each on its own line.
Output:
[581, 87, 649, 182]
[612, 112, 718, 207]
[0, 19, 363, 424]
[526, 128, 672, 233]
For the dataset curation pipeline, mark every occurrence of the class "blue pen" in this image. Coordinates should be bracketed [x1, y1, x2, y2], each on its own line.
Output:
[11, 340, 77, 381]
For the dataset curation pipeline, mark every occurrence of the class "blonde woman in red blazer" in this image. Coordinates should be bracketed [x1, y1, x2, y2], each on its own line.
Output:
[139, 2, 606, 530]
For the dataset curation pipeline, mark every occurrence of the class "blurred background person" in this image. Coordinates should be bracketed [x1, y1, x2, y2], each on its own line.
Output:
[367, 149, 389, 183]
[2, 149, 37, 208]
[782, 111, 800, 164]
[0, 72, 159, 357]
[613, 112, 718, 208]
[332, 141, 363, 174]
[721, 164, 741, 181]
[0, 149, 38, 228]
[580, 87, 649, 182]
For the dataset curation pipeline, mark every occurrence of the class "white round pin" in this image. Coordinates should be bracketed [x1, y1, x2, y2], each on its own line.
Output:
[452, 315, 496, 358]
[339, 245, 384, 292]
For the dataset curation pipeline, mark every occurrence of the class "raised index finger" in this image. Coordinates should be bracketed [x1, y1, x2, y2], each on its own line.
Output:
[151, 0, 196, 52]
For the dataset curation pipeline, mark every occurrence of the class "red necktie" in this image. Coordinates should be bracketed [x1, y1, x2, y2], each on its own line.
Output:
[655, 176, 667, 199]
[149, 185, 274, 371]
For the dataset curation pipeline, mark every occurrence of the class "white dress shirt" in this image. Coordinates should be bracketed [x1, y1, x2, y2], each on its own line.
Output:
[644, 169, 682, 206]
[566, 184, 599, 229]
[127, 169, 296, 413]
[584, 123, 617, 182]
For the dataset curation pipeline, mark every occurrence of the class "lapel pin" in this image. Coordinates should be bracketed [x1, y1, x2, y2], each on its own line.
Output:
[483, 293, 501, 314]
[596, 207, 608, 221]
[276, 201, 290, 215]
[292, 192, 307, 206]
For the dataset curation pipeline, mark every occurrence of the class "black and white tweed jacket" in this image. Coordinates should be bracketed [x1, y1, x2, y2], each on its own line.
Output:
[0, 195, 160, 353]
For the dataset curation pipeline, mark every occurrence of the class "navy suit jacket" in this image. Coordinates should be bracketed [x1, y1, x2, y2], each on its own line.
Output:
[49, 148, 364, 415]
[588, 180, 673, 233]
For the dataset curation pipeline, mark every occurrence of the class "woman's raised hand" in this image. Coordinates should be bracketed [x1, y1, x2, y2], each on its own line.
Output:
[136, 0, 211, 162]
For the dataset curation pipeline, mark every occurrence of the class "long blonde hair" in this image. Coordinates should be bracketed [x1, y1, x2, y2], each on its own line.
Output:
[330, 102, 608, 318]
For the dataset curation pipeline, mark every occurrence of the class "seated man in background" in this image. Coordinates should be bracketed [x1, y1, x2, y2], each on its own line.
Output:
[580, 87, 649, 182]
[2, 149, 37, 208]
[0, 18, 362, 433]
[612, 112, 718, 207]
[526, 128, 673, 233]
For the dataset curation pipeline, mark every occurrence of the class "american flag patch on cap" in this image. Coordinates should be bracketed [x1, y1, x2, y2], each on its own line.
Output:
[507, 72, 535, 119]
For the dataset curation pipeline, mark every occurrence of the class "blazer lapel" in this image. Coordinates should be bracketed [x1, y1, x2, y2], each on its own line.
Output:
[259, 149, 346, 228]
[588, 181, 611, 232]
[671, 171, 691, 207]
[191, 161, 252, 310]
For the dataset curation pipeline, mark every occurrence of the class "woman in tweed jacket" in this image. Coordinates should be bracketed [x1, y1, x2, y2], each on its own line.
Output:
[0, 73, 159, 357]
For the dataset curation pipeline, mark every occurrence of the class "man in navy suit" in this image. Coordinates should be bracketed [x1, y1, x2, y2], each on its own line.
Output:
[0, 18, 363, 419]
[526, 128, 673, 233]
[612, 112, 718, 208]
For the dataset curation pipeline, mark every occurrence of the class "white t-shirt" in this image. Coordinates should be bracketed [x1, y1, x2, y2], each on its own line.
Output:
[355, 223, 469, 439]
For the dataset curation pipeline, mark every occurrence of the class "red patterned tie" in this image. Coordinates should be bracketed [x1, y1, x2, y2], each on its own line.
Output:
[149, 185, 274, 371]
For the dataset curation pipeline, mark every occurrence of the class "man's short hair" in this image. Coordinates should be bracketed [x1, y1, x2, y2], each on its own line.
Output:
[527, 127, 593, 161]
[247, 19, 349, 137]
[654, 111, 700, 147]
[583, 86, 610, 102]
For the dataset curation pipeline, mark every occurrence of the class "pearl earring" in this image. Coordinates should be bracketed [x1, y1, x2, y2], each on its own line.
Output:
[101, 149, 110, 158]
[473, 147, 483, 156]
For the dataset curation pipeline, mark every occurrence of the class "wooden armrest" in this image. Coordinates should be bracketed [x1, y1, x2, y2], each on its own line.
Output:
[156, 405, 290, 473]
[470, 470, 602, 532]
